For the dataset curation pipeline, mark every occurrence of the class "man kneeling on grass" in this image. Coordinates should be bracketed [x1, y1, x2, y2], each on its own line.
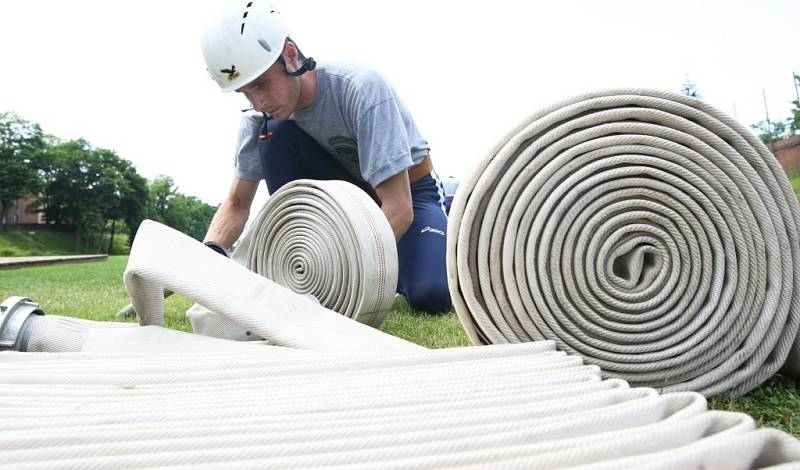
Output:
[199, 2, 452, 314]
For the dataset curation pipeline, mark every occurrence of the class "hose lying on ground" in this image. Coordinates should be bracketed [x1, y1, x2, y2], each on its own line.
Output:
[186, 179, 399, 338]
[119, 179, 398, 335]
[3, 217, 800, 467]
[7, 180, 403, 353]
[126, 220, 418, 352]
[447, 88, 800, 397]
[0, 296, 290, 354]
[0, 343, 798, 469]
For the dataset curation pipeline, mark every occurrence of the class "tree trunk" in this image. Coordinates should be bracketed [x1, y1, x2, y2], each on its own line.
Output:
[96, 219, 106, 254]
[107, 219, 116, 255]
[74, 224, 82, 253]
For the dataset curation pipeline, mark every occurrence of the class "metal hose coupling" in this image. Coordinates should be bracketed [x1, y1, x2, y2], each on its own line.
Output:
[0, 296, 45, 351]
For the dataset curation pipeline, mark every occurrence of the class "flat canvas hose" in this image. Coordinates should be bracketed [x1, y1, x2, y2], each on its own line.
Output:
[447, 88, 800, 397]
[0, 297, 302, 354]
[0, 344, 799, 468]
[126, 220, 419, 352]
[185, 179, 399, 339]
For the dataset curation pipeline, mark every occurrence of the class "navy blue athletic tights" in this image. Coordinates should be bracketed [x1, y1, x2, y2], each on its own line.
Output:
[257, 118, 452, 314]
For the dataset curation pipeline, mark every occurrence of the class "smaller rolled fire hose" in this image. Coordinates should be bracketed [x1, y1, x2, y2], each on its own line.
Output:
[238, 179, 398, 328]
[186, 179, 398, 340]
[122, 179, 398, 338]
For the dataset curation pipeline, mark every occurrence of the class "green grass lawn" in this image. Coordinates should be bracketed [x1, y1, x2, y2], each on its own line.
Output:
[0, 256, 190, 331]
[789, 173, 800, 197]
[0, 229, 129, 257]
[0, 257, 798, 436]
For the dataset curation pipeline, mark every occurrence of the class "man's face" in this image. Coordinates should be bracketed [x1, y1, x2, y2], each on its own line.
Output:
[237, 60, 300, 120]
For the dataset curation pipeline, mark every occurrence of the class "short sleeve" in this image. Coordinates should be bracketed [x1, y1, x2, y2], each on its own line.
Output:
[234, 111, 264, 181]
[352, 74, 417, 187]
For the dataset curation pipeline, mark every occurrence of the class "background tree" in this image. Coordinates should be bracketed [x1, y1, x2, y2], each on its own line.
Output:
[0, 112, 44, 226]
[36, 139, 103, 250]
[170, 193, 217, 241]
[681, 79, 702, 98]
[2, 109, 214, 253]
[91, 149, 148, 253]
[35, 139, 149, 252]
[148, 175, 179, 225]
[787, 98, 800, 135]
[146, 175, 217, 242]
[751, 119, 790, 145]
[117, 162, 149, 251]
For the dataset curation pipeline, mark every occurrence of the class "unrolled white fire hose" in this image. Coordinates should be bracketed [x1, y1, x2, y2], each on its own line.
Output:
[0, 296, 272, 354]
[0, 343, 799, 468]
[447, 88, 800, 397]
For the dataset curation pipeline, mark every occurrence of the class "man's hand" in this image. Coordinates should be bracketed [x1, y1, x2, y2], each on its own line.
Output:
[375, 170, 413, 241]
[204, 177, 260, 249]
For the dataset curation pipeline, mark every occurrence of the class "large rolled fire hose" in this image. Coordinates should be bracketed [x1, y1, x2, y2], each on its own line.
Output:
[185, 179, 399, 339]
[0, 343, 799, 468]
[448, 88, 800, 397]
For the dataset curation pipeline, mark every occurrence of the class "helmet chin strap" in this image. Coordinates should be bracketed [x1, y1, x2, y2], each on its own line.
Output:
[277, 38, 316, 77]
[277, 55, 316, 77]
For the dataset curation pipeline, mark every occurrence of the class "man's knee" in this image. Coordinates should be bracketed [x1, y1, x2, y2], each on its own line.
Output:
[405, 279, 452, 314]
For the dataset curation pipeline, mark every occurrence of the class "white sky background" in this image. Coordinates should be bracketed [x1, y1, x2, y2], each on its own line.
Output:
[1, 0, 798, 213]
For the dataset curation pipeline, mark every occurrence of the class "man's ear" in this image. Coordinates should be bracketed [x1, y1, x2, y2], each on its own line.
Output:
[281, 41, 300, 73]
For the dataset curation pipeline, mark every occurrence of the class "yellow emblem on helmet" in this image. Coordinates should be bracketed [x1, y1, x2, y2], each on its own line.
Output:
[221, 66, 240, 81]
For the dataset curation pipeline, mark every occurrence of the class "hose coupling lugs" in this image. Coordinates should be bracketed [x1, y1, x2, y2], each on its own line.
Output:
[0, 297, 45, 351]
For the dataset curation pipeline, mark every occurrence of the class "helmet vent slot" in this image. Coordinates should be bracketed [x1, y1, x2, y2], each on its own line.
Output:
[240, 2, 254, 35]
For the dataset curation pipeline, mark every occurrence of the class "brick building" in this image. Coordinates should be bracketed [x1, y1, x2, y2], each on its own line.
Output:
[0, 194, 43, 225]
[769, 135, 800, 174]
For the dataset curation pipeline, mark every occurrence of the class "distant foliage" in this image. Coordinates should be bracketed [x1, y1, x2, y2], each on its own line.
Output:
[146, 175, 217, 241]
[681, 79, 702, 99]
[0, 112, 45, 224]
[751, 98, 799, 145]
[789, 99, 800, 135]
[0, 110, 217, 251]
[33, 138, 150, 252]
[751, 119, 791, 145]
[750, 74, 800, 145]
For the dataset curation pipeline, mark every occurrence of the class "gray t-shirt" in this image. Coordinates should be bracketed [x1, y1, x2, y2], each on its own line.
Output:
[234, 61, 430, 188]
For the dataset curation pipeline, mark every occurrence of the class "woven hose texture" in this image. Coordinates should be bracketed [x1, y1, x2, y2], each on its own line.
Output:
[447, 88, 800, 397]
[1, 344, 799, 468]
[125, 220, 418, 352]
[240, 179, 398, 328]
[186, 179, 399, 339]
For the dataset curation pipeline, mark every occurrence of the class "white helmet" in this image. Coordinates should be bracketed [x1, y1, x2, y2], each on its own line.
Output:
[201, 1, 290, 92]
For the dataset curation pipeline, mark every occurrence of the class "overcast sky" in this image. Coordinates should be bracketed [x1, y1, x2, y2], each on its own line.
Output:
[1, 0, 798, 211]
